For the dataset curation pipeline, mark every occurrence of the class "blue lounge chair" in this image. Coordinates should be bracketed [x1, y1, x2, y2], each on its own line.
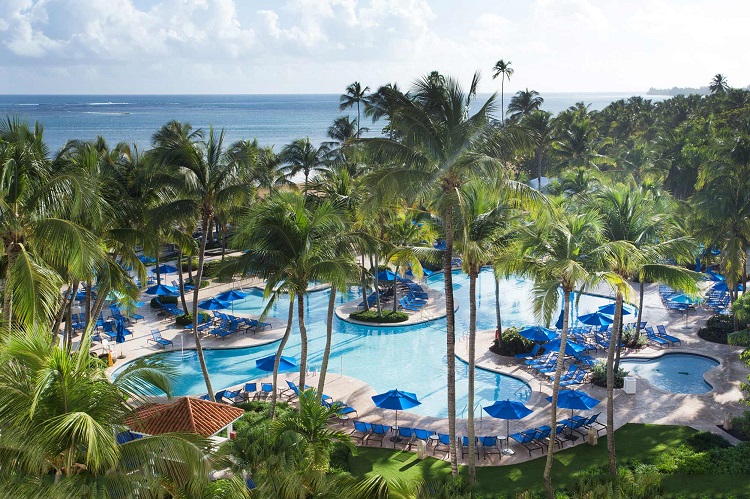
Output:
[399, 298, 421, 311]
[259, 383, 275, 399]
[479, 435, 501, 460]
[350, 421, 372, 444]
[461, 436, 478, 458]
[515, 344, 541, 360]
[509, 430, 538, 456]
[199, 394, 211, 400]
[560, 369, 587, 387]
[100, 322, 117, 341]
[413, 428, 435, 445]
[324, 399, 358, 418]
[656, 325, 681, 345]
[219, 389, 241, 404]
[645, 327, 669, 347]
[547, 364, 578, 380]
[214, 389, 228, 403]
[148, 329, 173, 348]
[394, 427, 415, 449]
[571, 412, 606, 436]
[433, 433, 452, 455]
[241, 382, 257, 401]
[369, 424, 391, 447]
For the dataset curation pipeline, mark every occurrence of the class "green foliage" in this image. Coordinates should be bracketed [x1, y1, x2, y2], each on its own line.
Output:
[180, 256, 199, 271]
[589, 361, 628, 389]
[349, 310, 409, 323]
[657, 441, 750, 475]
[329, 442, 353, 473]
[622, 325, 647, 349]
[150, 295, 178, 307]
[573, 465, 664, 499]
[489, 326, 535, 356]
[731, 292, 750, 323]
[175, 312, 210, 326]
[730, 411, 750, 440]
[697, 314, 738, 344]
[727, 329, 750, 347]
[685, 431, 732, 452]
[186, 278, 210, 288]
[202, 255, 242, 278]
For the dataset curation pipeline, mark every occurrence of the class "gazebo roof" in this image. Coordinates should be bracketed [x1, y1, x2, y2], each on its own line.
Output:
[126, 397, 244, 437]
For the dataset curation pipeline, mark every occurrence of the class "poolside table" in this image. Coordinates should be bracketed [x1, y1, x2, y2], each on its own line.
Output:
[497, 434, 514, 455]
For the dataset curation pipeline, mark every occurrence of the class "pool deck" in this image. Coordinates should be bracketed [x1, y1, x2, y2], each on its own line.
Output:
[98, 269, 750, 465]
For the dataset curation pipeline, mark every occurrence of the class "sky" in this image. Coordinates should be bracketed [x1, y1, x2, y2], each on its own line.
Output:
[0, 0, 748, 95]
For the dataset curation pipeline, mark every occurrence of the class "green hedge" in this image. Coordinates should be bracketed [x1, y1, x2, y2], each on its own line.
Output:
[150, 295, 178, 308]
[349, 310, 409, 323]
[589, 361, 628, 389]
[698, 314, 741, 344]
[728, 329, 750, 347]
[489, 327, 534, 357]
[175, 312, 210, 326]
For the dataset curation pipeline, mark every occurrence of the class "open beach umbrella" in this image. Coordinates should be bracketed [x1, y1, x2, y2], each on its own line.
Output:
[255, 354, 297, 373]
[216, 289, 250, 302]
[578, 311, 614, 328]
[597, 303, 636, 316]
[153, 264, 179, 274]
[518, 325, 557, 343]
[484, 400, 533, 455]
[669, 294, 702, 329]
[541, 337, 585, 356]
[376, 270, 397, 281]
[547, 389, 600, 418]
[372, 389, 421, 440]
[138, 255, 156, 264]
[198, 297, 230, 310]
[145, 284, 178, 296]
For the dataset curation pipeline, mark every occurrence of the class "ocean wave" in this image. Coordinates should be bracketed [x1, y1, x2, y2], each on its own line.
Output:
[88, 102, 130, 106]
[17, 103, 40, 106]
[83, 111, 131, 115]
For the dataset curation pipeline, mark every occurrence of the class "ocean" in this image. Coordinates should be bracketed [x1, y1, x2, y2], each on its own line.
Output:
[0, 93, 666, 153]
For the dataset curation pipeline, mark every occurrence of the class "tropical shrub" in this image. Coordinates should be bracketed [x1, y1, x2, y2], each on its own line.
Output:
[728, 329, 750, 347]
[203, 255, 242, 278]
[180, 256, 199, 271]
[730, 411, 750, 440]
[185, 278, 210, 288]
[589, 361, 628, 389]
[622, 325, 647, 349]
[489, 327, 535, 357]
[349, 310, 409, 323]
[150, 295, 178, 307]
[697, 314, 738, 344]
[657, 441, 750, 475]
[175, 312, 210, 326]
[732, 291, 750, 323]
[685, 431, 732, 452]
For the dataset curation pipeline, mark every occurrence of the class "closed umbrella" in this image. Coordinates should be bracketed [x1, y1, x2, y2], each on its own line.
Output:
[483, 400, 533, 455]
[255, 354, 297, 373]
[115, 319, 126, 344]
[518, 325, 557, 343]
[198, 297, 230, 310]
[371, 389, 421, 441]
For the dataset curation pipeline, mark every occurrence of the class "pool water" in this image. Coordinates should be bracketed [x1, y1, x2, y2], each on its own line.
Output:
[118, 269, 613, 417]
[620, 354, 719, 394]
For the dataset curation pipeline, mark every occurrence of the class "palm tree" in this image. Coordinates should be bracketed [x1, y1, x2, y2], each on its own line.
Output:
[231, 192, 348, 417]
[501, 201, 604, 498]
[523, 110, 555, 189]
[340, 82, 370, 137]
[507, 89, 544, 122]
[151, 122, 251, 401]
[709, 73, 729, 94]
[492, 59, 514, 124]
[279, 138, 329, 192]
[361, 71, 527, 475]
[364, 83, 406, 140]
[0, 326, 243, 496]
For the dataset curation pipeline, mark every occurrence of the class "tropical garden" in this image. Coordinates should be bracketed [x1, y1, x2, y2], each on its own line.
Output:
[1, 66, 750, 497]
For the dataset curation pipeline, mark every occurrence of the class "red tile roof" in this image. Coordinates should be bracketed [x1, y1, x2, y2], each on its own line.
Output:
[125, 397, 244, 437]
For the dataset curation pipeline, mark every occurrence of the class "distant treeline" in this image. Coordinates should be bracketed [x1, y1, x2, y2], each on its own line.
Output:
[648, 85, 750, 96]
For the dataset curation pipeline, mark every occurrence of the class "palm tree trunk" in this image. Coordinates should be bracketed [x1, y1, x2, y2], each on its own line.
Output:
[187, 255, 194, 284]
[467, 269, 477, 485]
[298, 291, 309, 390]
[270, 294, 295, 419]
[360, 251, 369, 312]
[84, 280, 92, 326]
[494, 268, 503, 344]
[82, 287, 108, 346]
[634, 279, 645, 345]
[443, 206, 458, 476]
[191, 215, 214, 400]
[543, 289, 571, 499]
[537, 147, 543, 190]
[177, 249, 189, 314]
[606, 292, 623, 476]
[51, 284, 75, 344]
[154, 236, 161, 285]
[374, 254, 382, 316]
[317, 286, 336, 400]
[392, 264, 399, 313]
[501, 78, 505, 125]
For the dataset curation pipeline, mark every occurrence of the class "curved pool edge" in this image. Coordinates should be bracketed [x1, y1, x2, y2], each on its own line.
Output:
[619, 349, 722, 395]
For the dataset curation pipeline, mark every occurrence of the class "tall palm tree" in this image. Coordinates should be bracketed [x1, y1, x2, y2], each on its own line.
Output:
[279, 138, 329, 192]
[364, 83, 406, 140]
[523, 110, 555, 189]
[340, 82, 371, 137]
[492, 59, 514, 124]
[151, 122, 251, 401]
[361, 71, 527, 475]
[507, 88, 544, 122]
[501, 202, 604, 498]
[709, 73, 729, 94]
[0, 326, 244, 496]
[231, 192, 348, 417]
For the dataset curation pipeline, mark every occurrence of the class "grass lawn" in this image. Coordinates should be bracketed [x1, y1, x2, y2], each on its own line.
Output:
[348, 424, 750, 497]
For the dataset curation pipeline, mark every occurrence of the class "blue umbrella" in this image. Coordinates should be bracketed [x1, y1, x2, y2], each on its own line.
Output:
[376, 270, 397, 281]
[255, 354, 297, 373]
[372, 389, 421, 437]
[542, 337, 585, 356]
[547, 389, 600, 416]
[198, 297, 230, 310]
[598, 303, 636, 316]
[705, 270, 725, 281]
[518, 325, 557, 343]
[216, 289, 250, 302]
[145, 284, 178, 296]
[484, 399, 534, 455]
[153, 264, 179, 274]
[669, 294, 700, 305]
[138, 255, 156, 264]
[578, 311, 614, 327]
[115, 319, 126, 344]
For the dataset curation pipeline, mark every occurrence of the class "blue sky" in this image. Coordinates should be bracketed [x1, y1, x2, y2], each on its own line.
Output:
[0, 0, 748, 94]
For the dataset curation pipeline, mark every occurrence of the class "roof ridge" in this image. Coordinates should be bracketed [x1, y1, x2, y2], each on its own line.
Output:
[185, 397, 197, 431]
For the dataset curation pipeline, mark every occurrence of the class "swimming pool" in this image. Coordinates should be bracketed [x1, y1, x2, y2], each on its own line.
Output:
[620, 353, 719, 394]
[117, 269, 613, 417]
